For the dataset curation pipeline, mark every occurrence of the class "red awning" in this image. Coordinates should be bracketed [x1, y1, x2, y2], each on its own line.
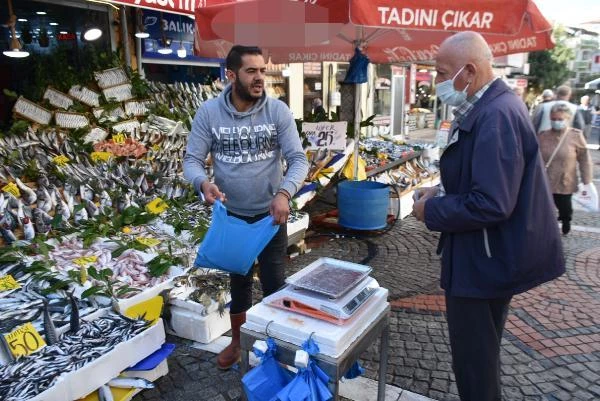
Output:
[194, 0, 554, 63]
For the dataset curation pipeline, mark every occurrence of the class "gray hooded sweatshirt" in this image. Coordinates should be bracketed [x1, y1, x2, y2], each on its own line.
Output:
[183, 84, 309, 216]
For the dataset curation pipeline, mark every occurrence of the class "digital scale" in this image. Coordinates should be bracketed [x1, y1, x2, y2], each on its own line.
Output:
[263, 257, 380, 325]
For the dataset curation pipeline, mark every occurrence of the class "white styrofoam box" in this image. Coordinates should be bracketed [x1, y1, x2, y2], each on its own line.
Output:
[29, 319, 165, 401]
[287, 212, 309, 238]
[244, 287, 389, 358]
[115, 266, 186, 313]
[166, 306, 231, 344]
[122, 359, 169, 382]
[169, 288, 231, 316]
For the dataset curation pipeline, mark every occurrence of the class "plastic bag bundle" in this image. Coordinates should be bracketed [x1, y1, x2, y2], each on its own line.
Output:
[242, 338, 294, 401]
[276, 337, 333, 401]
[194, 200, 279, 275]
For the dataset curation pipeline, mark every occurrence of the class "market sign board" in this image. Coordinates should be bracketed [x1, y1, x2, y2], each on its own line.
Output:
[105, 0, 218, 16]
[302, 121, 347, 151]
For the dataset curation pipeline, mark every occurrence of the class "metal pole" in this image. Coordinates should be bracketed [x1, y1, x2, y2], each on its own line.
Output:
[120, 6, 131, 68]
[352, 83, 362, 180]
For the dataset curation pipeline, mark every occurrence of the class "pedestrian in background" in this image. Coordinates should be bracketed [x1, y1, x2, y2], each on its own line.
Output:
[538, 102, 593, 235]
[412, 31, 565, 401]
[533, 85, 585, 133]
[578, 95, 593, 139]
[183, 45, 308, 370]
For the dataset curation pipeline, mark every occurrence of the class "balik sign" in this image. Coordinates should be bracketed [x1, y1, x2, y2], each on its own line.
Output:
[144, 9, 195, 42]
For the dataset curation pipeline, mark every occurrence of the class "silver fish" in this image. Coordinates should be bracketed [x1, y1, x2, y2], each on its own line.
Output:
[98, 384, 114, 401]
[108, 377, 155, 389]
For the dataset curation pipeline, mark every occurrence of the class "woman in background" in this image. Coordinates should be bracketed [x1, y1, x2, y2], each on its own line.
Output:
[538, 103, 593, 235]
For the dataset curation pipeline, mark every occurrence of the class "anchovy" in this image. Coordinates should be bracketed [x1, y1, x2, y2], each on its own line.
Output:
[69, 293, 80, 334]
[108, 377, 155, 389]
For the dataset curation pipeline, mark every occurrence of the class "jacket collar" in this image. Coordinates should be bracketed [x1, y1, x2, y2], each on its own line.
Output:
[458, 79, 512, 132]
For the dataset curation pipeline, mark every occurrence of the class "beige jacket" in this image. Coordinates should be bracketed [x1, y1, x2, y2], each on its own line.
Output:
[538, 128, 593, 194]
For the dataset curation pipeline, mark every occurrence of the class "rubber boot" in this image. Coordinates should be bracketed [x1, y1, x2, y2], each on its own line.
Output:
[217, 312, 246, 370]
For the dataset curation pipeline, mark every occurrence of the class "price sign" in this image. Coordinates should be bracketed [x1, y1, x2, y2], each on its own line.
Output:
[136, 237, 161, 247]
[73, 255, 98, 266]
[146, 198, 169, 214]
[0, 275, 21, 291]
[112, 133, 126, 144]
[52, 155, 70, 166]
[4, 322, 46, 357]
[151, 144, 160, 152]
[302, 121, 347, 150]
[91, 151, 113, 162]
[2, 182, 21, 197]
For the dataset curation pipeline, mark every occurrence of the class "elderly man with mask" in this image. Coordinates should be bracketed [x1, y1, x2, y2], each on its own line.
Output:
[412, 32, 565, 401]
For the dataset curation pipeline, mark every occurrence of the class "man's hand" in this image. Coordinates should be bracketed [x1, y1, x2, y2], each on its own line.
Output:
[201, 181, 226, 204]
[412, 198, 427, 222]
[270, 193, 290, 225]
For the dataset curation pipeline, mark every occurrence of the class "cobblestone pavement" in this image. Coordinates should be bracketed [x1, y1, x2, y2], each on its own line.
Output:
[134, 149, 600, 401]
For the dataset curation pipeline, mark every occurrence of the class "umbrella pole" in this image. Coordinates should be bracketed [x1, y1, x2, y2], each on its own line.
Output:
[352, 83, 362, 180]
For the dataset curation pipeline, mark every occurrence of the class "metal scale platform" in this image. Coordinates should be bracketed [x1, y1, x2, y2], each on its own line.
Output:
[264, 257, 380, 325]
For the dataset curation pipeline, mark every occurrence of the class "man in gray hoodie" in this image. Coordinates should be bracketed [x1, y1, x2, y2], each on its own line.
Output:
[183, 45, 309, 369]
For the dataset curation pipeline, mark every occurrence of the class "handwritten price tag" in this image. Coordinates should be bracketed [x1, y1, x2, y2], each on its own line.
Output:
[136, 237, 161, 247]
[146, 198, 169, 214]
[73, 255, 98, 266]
[2, 182, 20, 197]
[112, 133, 126, 144]
[52, 155, 70, 166]
[91, 151, 113, 162]
[0, 275, 21, 292]
[4, 322, 46, 357]
[151, 144, 160, 152]
[302, 121, 347, 150]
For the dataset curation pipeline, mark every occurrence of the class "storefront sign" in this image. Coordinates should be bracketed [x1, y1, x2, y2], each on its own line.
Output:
[57, 33, 77, 41]
[302, 121, 348, 150]
[143, 9, 195, 42]
[4, 323, 46, 358]
[106, 0, 199, 16]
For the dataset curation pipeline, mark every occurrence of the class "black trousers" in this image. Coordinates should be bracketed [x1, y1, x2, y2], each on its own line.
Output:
[228, 211, 287, 314]
[445, 294, 512, 401]
[553, 194, 573, 223]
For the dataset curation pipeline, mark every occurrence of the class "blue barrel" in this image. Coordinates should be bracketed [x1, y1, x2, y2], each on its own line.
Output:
[337, 181, 389, 230]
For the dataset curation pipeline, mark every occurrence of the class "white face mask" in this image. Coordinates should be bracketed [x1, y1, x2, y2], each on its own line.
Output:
[436, 66, 470, 106]
[551, 120, 566, 131]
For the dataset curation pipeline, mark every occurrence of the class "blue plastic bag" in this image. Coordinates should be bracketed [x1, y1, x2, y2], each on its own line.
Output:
[343, 47, 370, 84]
[242, 338, 294, 401]
[276, 337, 333, 401]
[194, 200, 279, 275]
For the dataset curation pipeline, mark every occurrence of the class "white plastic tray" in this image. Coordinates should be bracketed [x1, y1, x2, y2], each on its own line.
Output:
[244, 287, 388, 358]
[285, 257, 372, 298]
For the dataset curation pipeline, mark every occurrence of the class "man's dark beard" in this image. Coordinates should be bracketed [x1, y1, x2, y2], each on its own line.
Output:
[234, 81, 261, 102]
